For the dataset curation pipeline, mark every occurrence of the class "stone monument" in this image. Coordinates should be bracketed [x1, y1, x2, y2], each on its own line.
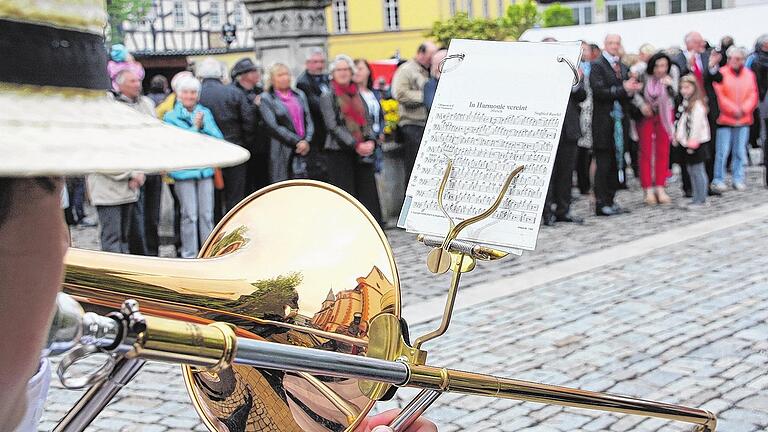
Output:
[242, 0, 331, 74]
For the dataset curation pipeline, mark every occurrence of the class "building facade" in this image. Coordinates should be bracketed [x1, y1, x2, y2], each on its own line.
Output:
[122, 0, 763, 71]
[323, 0, 762, 60]
[123, 0, 255, 55]
[540, 0, 761, 26]
[325, 0, 515, 60]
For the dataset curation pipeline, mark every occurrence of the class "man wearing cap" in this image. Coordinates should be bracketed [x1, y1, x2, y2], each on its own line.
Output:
[197, 57, 256, 217]
[231, 57, 270, 193]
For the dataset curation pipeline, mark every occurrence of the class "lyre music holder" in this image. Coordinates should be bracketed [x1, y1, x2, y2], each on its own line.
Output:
[389, 160, 525, 431]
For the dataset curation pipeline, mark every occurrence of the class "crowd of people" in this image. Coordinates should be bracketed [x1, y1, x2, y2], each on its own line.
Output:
[70, 32, 768, 255]
[542, 31, 767, 225]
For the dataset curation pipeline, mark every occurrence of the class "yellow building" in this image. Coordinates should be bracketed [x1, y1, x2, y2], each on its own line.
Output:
[325, 0, 515, 60]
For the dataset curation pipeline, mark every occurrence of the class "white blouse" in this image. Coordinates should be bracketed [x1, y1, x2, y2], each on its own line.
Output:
[360, 89, 382, 135]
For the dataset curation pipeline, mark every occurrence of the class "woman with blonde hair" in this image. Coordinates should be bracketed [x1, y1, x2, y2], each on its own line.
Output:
[259, 63, 315, 183]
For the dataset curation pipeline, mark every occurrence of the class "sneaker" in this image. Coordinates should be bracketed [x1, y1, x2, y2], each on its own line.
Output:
[711, 183, 728, 193]
[733, 183, 747, 191]
[75, 218, 98, 228]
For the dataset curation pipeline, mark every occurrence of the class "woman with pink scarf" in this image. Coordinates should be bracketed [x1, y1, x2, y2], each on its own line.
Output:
[636, 52, 677, 205]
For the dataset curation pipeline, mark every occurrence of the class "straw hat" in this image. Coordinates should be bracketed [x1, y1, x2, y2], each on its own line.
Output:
[0, 0, 249, 176]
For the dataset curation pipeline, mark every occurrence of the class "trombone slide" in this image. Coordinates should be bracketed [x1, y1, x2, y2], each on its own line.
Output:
[52, 303, 716, 432]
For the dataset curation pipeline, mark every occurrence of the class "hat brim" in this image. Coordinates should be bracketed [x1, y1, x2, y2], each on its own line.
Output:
[0, 88, 250, 176]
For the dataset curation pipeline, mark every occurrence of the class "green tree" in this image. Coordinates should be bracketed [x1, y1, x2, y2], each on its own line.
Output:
[504, 0, 541, 40]
[106, 0, 152, 44]
[542, 3, 576, 27]
[427, 12, 509, 47]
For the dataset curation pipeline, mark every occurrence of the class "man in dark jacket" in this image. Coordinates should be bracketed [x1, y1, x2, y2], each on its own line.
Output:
[673, 31, 724, 195]
[230, 57, 269, 193]
[296, 48, 330, 179]
[543, 78, 587, 225]
[590, 34, 642, 216]
[196, 58, 255, 218]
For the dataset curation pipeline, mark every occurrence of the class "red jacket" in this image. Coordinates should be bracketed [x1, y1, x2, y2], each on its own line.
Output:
[714, 66, 758, 126]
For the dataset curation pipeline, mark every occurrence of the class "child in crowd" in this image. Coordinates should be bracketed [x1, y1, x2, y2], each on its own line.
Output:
[674, 74, 711, 206]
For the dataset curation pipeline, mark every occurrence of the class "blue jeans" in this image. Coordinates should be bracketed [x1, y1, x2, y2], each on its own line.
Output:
[713, 126, 749, 186]
[175, 177, 214, 258]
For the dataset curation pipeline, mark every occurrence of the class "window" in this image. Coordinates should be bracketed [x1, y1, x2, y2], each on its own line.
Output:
[465, 0, 473, 18]
[332, 0, 349, 33]
[498, 0, 504, 16]
[645, 1, 656, 16]
[607, 0, 656, 21]
[384, 0, 399, 30]
[622, 2, 641, 20]
[209, 1, 221, 26]
[234, 4, 244, 25]
[483, 0, 490, 18]
[687, 0, 706, 11]
[173, 0, 185, 27]
[450, 0, 457, 15]
[670, 0, 722, 13]
[564, 2, 593, 25]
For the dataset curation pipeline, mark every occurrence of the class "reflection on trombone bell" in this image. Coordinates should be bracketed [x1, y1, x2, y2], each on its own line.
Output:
[49, 180, 717, 432]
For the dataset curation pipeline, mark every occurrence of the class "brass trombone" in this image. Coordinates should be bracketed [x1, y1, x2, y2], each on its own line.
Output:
[50, 181, 717, 432]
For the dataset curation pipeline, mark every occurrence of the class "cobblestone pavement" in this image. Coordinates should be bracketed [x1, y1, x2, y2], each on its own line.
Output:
[44, 160, 768, 431]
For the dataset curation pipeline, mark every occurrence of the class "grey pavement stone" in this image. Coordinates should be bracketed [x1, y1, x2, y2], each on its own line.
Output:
[498, 416, 535, 431]
[453, 408, 499, 428]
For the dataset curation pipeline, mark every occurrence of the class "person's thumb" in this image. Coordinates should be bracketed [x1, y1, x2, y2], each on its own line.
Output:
[371, 426, 394, 432]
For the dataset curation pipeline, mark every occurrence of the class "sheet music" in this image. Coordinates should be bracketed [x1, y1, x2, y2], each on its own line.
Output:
[398, 39, 581, 251]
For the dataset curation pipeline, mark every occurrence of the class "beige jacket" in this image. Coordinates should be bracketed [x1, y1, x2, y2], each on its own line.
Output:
[86, 93, 154, 206]
[675, 101, 711, 147]
[87, 172, 141, 206]
[391, 59, 429, 127]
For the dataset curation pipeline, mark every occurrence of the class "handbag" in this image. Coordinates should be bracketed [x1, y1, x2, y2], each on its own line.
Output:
[213, 168, 225, 190]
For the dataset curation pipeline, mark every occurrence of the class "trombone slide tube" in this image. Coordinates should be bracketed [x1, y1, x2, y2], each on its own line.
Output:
[234, 338, 409, 385]
[406, 365, 717, 432]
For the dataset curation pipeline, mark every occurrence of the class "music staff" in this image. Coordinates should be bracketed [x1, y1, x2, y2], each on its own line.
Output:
[433, 111, 561, 128]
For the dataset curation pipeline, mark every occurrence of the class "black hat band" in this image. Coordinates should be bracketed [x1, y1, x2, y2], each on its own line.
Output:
[0, 19, 110, 90]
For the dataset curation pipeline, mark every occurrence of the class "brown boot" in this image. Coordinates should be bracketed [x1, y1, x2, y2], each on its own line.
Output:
[644, 189, 657, 205]
[656, 187, 672, 204]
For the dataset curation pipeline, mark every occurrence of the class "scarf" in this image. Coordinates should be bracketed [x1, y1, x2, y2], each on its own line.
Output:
[644, 77, 675, 137]
[332, 80, 366, 144]
[276, 89, 305, 138]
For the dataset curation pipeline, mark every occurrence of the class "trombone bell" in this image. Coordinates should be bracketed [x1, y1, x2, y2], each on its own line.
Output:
[64, 181, 401, 431]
